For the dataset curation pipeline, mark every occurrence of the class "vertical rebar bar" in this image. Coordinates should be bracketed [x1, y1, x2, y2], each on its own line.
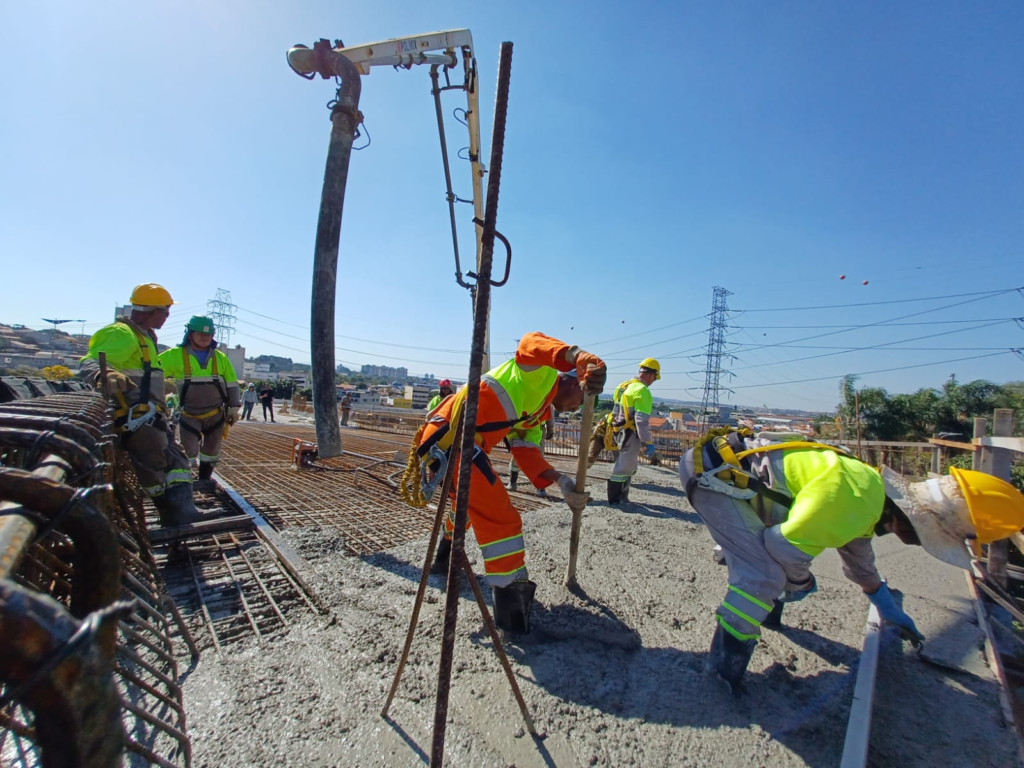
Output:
[311, 50, 361, 458]
[430, 41, 513, 768]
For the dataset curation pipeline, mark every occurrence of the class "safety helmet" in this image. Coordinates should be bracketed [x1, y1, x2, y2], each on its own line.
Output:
[439, 379, 452, 388]
[882, 466, 1024, 570]
[130, 283, 175, 307]
[186, 316, 216, 334]
[639, 358, 661, 380]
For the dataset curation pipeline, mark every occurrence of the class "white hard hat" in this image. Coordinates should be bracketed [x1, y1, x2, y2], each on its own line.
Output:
[881, 467, 974, 569]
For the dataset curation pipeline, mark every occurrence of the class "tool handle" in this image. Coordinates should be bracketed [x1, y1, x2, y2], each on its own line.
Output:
[98, 352, 110, 397]
[565, 392, 596, 587]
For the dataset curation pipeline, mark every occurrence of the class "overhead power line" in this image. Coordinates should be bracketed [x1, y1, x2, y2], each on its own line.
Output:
[733, 286, 1021, 313]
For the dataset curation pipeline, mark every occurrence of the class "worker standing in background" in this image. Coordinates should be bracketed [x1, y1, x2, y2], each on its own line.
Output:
[604, 359, 660, 504]
[259, 384, 276, 422]
[402, 333, 606, 634]
[80, 284, 200, 526]
[679, 428, 1024, 692]
[340, 392, 353, 426]
[427, 379, 454, 412]
[159, 316, 241, 490]
[241, 383, 259, 421]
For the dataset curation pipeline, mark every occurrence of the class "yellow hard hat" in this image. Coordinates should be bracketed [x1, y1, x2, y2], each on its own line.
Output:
[130, 283, 175, 307]
[949, 467, 1024, 544]
[639, 358, 661, 380]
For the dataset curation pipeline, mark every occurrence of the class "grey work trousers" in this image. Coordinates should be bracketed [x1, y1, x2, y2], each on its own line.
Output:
[179, 411, 225, 464]
[121, 417, 193, 498]
[610, 430, 642, 483]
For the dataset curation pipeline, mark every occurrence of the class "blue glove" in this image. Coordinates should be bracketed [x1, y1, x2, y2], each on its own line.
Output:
[866, 583, 924, 646]
[644, 443, 657, 459]
[779, 574, 817, 603]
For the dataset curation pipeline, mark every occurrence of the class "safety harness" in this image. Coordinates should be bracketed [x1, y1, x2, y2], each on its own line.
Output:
[400, 383, 555, 508]
[112, 327, 165, 433]
[178, 347, 229, 440]
[602, 378, 643, 451]
[686, 426, 855, 510]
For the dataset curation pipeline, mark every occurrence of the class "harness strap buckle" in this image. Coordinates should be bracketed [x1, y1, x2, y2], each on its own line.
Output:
[125, 404, 158, 432]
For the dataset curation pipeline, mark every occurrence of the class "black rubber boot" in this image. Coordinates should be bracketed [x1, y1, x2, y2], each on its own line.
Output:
[706, 624, 757, 694]
[194, 461, 216, 493]
[762, 600, 785, 630]
[607, 479, 625, 505]
[622, 478, 631, 503]
[506, 470, 519, 493]
[493, 580, 537, 634]
[153, 493, 174, 527]
[161, 483, 202, 527]
[430, 537, 452, 575]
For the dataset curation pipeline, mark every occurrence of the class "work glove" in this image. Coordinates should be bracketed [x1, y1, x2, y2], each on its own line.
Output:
[779, 574, 817, 603]
[574, 351, 607, 395]
[100, 370, 134, 394]
[644, 443, 657, 460]
[866, 582, 925, 647]
[557, 473, 590, 514]
[226, 406, 241, 425]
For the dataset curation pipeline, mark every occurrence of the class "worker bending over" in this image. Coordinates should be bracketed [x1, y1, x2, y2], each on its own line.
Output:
[593, 358, 660, 504]
[679, 428, 1024, 692]
[80, 284, 200, 526]
[406, 333, 605, 633]
[159, 316, 241, 489]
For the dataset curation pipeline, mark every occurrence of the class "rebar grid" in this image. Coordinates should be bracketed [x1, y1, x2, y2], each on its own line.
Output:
[160, 529, 317, 650]
[215, 426, 549, 558]
[0, 393, 192, 767]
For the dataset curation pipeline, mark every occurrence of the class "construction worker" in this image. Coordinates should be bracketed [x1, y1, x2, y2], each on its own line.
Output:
[79, 284, 200, 525]
[679, 428, 1024, 692]
[406, 332, 606, 634]
[158, 316, 241, 489]
[340, 392, 353, 426]
[427, 379, 454, 412]
[602, 358, 660, 504]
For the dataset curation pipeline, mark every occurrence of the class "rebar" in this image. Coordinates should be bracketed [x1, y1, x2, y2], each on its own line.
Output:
[431, 40, 514, 768]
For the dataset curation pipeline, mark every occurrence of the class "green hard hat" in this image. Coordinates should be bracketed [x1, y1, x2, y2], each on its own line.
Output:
[187, 316, 215, 334]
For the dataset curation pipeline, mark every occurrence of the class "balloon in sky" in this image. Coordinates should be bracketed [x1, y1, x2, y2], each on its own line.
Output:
[840, 274, 846, 280]
[863, 280, 869, 285]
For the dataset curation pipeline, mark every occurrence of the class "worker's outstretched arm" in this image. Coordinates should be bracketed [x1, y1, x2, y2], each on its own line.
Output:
[514, 332, 575, 372]
[836, 537, 882, 593]
[515, 332, 606, 393]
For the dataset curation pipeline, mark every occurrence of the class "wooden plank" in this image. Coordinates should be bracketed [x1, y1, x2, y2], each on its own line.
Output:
[840, 603, 883, 768]
[927, 437, 978, 451]
[974, 436, 1024, 453]
[148, 515, 253, 543]
[214, 473, 328, 614]
[820, 440, 935, 448]
[965, 572, 1018, 734]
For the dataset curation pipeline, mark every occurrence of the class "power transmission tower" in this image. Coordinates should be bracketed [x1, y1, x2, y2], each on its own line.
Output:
[206, 288, 237, 347]
[698, 286, 733, 432]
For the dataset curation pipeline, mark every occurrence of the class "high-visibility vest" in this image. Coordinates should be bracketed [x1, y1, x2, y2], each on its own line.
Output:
[81, 320, 166, 406]
[159, 346, 238, 418]
[686, 427, 884, 555]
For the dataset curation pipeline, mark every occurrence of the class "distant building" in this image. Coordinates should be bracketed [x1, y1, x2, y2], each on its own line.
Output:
[361, 364, 408, 381]
[243, 361, 271, 379]
[224, 345, 245, 379]
[404, 384, 431, 409]
[278, 372, 308, 388]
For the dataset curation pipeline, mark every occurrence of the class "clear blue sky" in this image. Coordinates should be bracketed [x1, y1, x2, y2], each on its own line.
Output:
[3, 1, 1022, 412]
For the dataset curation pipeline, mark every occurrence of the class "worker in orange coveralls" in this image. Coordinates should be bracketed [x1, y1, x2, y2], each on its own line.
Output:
[416, 332, 606, 634]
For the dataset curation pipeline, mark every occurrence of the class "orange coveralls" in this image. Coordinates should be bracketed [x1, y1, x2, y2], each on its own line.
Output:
[419, 333, 575, 587]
